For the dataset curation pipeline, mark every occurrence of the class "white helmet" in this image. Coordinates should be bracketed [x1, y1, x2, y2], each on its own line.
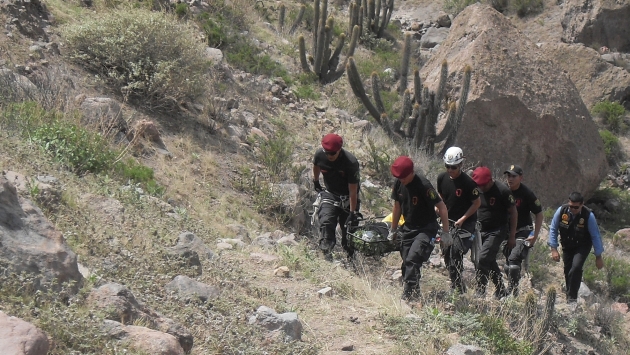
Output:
[443, 147, 464, 165]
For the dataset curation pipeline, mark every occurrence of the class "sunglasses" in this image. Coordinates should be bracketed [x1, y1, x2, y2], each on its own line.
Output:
[569, 205, 581, 210]
[324, 150, 338, 156]
[445, 164, 459, 170]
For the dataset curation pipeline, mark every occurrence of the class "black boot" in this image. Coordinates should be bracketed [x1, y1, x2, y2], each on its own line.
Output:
[507, 264, 521, 297]
[402, 282, 419, 301]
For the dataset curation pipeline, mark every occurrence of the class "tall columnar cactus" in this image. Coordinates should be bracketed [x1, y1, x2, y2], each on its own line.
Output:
[541, 287, 556, 333]
[347, 54, 472, 154]
[524, 291, 537, 334]
[347, 0, 394, 40]
[298, 0, 359, 84]
[288, 5, 306, 34]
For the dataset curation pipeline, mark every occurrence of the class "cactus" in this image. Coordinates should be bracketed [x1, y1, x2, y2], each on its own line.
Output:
[541, 286, 556, 333]
[364, 0, 394, 39]
[398, 33, 412, 94]
[298, 0, 359, 84]
[288, 5, 305, 34]
[524, 291, 537, 333]
[278, 4, 285, 32]
[346, 56, 472, 154]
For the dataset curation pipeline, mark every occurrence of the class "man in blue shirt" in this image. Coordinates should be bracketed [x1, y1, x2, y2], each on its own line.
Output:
[548, 192, 604, 302]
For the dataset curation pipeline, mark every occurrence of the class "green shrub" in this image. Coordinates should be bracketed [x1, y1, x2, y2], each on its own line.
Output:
[199, 12, 229, 48]
[510, 0, 543, 17]
[175, 2, 189, 17]
[116, 158, 165, 196]
[527, 240, 552, 286]
[592, 100, 626, 133]
[225, 35, 290, 83]
[32, 120, 117, 175]
[257, 131, 293, 180]
[583, 255, 630, 302]
[62, 9, 209, 111]
[599, 129, 622, 164]
[443, 0, 478, 16]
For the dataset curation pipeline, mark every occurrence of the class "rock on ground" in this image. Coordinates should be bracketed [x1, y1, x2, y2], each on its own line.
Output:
[0, 311, 49, 355]
[103, 320, 184, 355]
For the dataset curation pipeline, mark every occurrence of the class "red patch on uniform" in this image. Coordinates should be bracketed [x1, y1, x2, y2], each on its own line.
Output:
[455, 189, 462, 197]
[515, 199, 522, 207]
[489, 197, 496, 206]
[412, 196, 418, 205]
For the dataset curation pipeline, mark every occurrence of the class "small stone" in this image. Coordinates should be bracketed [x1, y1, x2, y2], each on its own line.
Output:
[216, 242, 233, 250]
[341, 343, 354, 351]
[274, 266, 290, 277]
[318, 286, 333, 297]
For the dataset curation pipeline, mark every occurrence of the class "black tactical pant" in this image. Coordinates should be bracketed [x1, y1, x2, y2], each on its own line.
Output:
[443, 227, 473, 293]
[502, 229, 532, 296]
[476, 225, 507, 296]
[561, 243, 592, 301]
[399, 223, 438, 293]
[317, 191, 359, 256]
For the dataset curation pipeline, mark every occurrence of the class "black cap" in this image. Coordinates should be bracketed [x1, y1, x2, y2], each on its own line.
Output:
[504, 164, 524, 176]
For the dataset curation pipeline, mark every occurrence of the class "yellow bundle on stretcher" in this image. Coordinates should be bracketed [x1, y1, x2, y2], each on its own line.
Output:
[382, 213, 405, 226]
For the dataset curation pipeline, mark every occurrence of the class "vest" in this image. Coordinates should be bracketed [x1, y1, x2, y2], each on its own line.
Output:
[558, 204, 592, 249]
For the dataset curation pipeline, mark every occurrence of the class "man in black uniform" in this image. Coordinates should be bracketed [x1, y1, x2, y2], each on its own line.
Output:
[437, 147, 481, 294]
[503, 164, 544, 296]
[548, 192, 605, 303]
[389, 156, 450, 301]
[312, 133, 360, 259]
[471, 166, 517, 299]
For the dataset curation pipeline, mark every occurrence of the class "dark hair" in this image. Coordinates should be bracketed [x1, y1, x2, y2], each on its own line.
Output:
[568, 192, 584, 203]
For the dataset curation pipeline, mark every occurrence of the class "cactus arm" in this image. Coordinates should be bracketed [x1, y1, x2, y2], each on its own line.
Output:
[372, 72, 385, 114]
[298, 36, 312, 73]
[435, 102, 456, 142]
[347, 25, 360, 58]
[278, 4, 285, 32]
[398, 32, 411, 94]
[434, 60, 448, 113]
[377, 0, 394, 37]
[396, 89, 411, 132]
[440, 65, 472, 151]
[313, 17, 327, 75]
[374, 0, 381, 32]
[328, 33, 346, 72]
[347, 57, 382, 123]
[413, 70, 422, 104]
[368, 0, 375, 31]
[407, 103, 420, 137]
[289, 5, 305, 34]
[313, 0, 320, 54]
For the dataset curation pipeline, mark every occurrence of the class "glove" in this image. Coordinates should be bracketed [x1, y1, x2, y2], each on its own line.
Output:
[313, 180, 323, 193]
[439, 230, 453, 248]
[345, 211, 357, 229]
[387, 228, 399, 241]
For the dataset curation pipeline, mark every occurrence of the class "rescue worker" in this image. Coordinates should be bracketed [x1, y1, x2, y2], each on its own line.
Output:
[437, 147, 481, 294]
[471, 166, 517, 299]
[548, 192, 604, 303]
[502, 164, 543, 297]
[388, 156, 450, 301]
[312, 133, 360, 260]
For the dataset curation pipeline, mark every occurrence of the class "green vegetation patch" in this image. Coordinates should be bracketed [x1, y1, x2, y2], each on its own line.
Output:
[592, 100, 627, 133]
[583, 254, 630, 302]
[62, 9, 209, 111]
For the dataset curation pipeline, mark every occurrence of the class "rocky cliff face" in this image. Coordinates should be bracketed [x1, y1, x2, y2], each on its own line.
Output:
[420, 3, 608, 206]
[561, 0, 630, 53]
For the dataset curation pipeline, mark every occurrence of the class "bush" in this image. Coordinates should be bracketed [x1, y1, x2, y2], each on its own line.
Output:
[224, 35, 290, 84]
[599, 129, 623, 164]
[510, 0, 543, 17]
[583, 255, 630, 302]
[32, 120, 117, 175]
[62, 9, 209, 111]
[592, 100, 627, 133]
[257, 131, 293, 180]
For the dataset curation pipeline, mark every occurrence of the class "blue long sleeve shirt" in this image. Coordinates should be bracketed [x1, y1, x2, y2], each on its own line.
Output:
[548, 206, 604, 256]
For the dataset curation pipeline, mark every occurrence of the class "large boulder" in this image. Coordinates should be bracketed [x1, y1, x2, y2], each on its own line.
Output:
[561, 0, 630, 53]
[0, 311, 49, 355]
[539, 43, 630, 109]
[419, 4, 607, 206]
[0, 177, 82, 291]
